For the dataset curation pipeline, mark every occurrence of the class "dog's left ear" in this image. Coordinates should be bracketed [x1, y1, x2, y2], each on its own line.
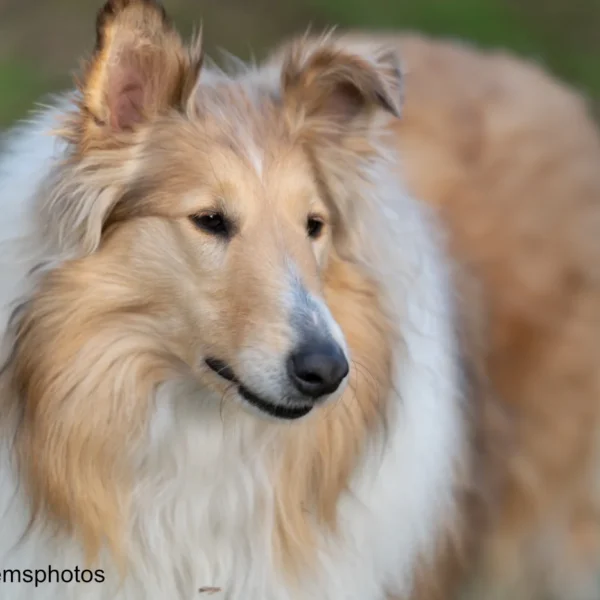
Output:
[281, 37, 402, 134]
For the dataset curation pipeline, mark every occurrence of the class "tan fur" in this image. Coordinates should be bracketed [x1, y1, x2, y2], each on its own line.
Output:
[338, 32, 600, 599]
[12, 249, 175, 567]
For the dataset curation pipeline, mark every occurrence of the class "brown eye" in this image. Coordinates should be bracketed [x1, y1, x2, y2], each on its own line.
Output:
[189, 212, 230, 238]
[306, 215, 325, 239]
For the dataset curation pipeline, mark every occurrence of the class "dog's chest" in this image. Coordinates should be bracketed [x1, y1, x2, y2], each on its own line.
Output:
[119, 403, 389, 600]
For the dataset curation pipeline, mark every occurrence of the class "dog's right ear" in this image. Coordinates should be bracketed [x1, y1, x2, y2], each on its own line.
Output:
[70, 0, 202, 149]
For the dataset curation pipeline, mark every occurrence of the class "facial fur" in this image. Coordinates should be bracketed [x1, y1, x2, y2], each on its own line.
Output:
[3, 0, 401, 571]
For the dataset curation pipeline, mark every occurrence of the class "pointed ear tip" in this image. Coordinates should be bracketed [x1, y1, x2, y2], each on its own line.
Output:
[95, 0, 170, 33]
[91, 0, 179, 62]
[374, 47, 403, 117]
[390, 102, 403, 119]
[375, 91, 402, 119]
[374, 46, 403, 75]
[98, 0, 166, 14]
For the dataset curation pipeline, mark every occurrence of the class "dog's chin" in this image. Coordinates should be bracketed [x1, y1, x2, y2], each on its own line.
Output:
[204, 357, 314, 421]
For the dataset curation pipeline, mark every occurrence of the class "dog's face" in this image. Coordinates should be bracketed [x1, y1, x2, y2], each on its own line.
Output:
[9, 0, 401, 561]
[19, 0, 400, 423]
[106, 111, 348, 421]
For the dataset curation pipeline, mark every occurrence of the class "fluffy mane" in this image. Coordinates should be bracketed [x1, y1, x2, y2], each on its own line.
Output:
[0, 3, 465, 599]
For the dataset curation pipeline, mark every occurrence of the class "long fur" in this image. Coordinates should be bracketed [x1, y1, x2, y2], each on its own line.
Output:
[3, 4, 600, 600]
[0, 3, 464, 599]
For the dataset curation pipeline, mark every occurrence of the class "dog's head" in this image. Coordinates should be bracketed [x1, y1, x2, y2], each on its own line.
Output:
[8, 0, 400, 563]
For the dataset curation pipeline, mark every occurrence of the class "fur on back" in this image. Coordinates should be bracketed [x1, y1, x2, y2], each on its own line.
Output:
[356, 32, 600, 600]
[0, 3, 464, 599]
[391, 34, 600, 600]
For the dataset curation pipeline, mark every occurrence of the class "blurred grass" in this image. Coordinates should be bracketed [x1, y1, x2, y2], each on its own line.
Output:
[0, 0, 598, 128]
[0, 62, 52, 126]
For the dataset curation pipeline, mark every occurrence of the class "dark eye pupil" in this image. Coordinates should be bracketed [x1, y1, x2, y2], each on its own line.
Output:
[190, 213, 229, 236]
[307, 217, 324, 239]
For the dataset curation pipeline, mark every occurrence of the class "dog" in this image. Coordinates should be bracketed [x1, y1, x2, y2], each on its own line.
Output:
[0, 1, 599, 599]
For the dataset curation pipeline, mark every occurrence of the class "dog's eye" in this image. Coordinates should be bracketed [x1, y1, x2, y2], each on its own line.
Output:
[306, 216, 325, 239]
[190, 212, 230, 237]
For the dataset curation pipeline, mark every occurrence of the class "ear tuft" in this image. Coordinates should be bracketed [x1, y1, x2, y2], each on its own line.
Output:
[73, 0, 202, 148]
[94, 0, 171, 53]
[281, 37, 403, 131]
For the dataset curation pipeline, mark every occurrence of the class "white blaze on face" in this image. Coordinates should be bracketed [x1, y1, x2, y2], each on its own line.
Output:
[286, 266, 349, 361]
[235, 260, 349, 405]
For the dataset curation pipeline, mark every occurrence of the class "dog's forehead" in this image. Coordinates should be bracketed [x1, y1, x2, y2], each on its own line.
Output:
[182, 84, 314, 190]
[140, 105, 319, 215]
[194, 78, 284, 140]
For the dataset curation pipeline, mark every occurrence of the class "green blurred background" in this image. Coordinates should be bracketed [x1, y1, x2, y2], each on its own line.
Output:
[0, 0, 598, 129]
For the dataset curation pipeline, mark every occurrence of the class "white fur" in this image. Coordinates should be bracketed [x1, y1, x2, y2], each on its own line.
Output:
[0, 90, 465, 598]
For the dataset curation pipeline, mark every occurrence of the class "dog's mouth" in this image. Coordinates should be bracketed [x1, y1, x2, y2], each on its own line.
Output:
[204, 357, 313, 420]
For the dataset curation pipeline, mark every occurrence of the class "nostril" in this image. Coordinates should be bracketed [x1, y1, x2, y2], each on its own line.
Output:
[296, 370, 324, 385]
[287, 340, 349, 399]
[301, 373, 323, 383]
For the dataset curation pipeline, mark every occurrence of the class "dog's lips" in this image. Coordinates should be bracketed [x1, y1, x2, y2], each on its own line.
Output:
[204, 357, 313, 420]
[237, 385, 313, 420]
[204, 357, 237, 384]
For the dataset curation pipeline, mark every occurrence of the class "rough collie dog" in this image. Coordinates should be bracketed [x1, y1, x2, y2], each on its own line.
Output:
[0, 2, 600, 600]
[0, 2, 463, 598]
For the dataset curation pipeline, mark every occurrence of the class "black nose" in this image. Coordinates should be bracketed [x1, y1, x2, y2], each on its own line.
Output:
[287, 340, 349, 399]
